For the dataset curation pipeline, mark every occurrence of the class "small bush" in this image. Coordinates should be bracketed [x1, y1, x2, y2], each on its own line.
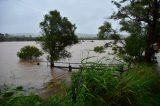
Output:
[16, 86, 23, 91]
[94, 46, 105, 53]
[17, 45, 43, 60]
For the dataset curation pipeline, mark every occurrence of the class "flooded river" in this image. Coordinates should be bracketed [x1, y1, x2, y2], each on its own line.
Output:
[6, 40, 160, 97]
[0, 40, 160, 97]
[0, 40, 118, 96]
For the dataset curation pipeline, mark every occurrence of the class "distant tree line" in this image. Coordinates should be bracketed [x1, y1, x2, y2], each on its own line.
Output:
[0, 33, 40, 42]
[78, 37, 98, 40]
[0, 33, 122, 42]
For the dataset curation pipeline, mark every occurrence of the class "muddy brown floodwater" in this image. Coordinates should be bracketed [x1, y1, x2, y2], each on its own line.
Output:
[3, 40, 160, 98]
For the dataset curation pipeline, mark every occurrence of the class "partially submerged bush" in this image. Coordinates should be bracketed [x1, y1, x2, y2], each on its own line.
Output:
[94, 46, 105, 53]
[17, 45, 43, 60]
[16, 86, 23, 91]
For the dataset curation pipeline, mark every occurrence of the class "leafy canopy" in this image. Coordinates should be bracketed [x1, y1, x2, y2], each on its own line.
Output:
[111, 0, 160, 62]
[97, 21, 120, 40]
[40, 10, 78, 62]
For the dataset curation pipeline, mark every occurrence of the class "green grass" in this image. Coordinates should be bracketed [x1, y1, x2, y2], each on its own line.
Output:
[0, 63, 160, 106]
[0, 95, 41, 106]
[69, 63, 160, 106]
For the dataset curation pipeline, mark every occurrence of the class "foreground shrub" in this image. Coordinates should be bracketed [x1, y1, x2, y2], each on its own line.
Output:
[17, 45, 43, 60]
[71, 63, 160, 106]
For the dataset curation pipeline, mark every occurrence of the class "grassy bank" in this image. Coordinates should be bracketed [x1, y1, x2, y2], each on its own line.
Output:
[0, 63, 160, 106]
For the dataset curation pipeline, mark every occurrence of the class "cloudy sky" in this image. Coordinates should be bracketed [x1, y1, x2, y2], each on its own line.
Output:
[0, 0, 118, 35]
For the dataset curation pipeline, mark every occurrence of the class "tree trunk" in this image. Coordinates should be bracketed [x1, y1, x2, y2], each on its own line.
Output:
[50, 56, 54, 68]
[145, 46, 152, 63]
[50, 60, 54, 68]
[145, 0, 159, 63]
[145, 24, 156, 63]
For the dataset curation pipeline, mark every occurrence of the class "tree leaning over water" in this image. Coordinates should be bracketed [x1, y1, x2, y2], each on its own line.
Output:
[40, 10, 78, 68]
[111, 0, 160, 62]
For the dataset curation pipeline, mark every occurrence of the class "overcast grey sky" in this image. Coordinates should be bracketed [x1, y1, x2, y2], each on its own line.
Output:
[0, 0, 118, 34]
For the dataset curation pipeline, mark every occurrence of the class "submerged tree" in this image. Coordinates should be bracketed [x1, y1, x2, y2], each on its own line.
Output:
[40, 10, 78, 68]
[17, 46, 43, 60]
[111, 0, 160, 62]
[94, 46, 105, 53]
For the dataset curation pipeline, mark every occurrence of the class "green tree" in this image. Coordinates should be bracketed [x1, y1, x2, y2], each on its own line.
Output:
[17, 46, 43, 60]
[125, 35, 146, 62]
[40, 10, 78, 68]
[111, 0, 160, 62]
[97, 21, 120, 40]
[119, 20, 147, 62]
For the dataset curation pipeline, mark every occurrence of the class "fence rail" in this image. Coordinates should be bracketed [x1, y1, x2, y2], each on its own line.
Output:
[33, 60, 124, 71]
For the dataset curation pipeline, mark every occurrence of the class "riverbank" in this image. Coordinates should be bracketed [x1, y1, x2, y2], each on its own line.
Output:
[0, 63, 160, 106]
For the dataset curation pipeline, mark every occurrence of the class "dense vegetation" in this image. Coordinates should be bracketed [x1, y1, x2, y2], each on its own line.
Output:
[0, 63, 159, 106]
[97, 21, 120, 40]
[97, 0, 160, 63]
[17, 46, 43, 60]
[111, 0, 160, 63]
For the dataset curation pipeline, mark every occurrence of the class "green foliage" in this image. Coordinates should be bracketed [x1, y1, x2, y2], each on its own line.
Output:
[3, 92, 14, 98]
[97, 21, 120, 40]
[94, 46, 105, 53]
[111, 0, 160, 62]
[0, 33, 5, 41]
[110, 33, 120, 41]
[122, 64, 160, 106]
[70, 63, 160, 106]
[115, 34, 146, 62]
[0, 96, 41, 106]
[17, 45, 43, 60]
[125, 35, 146, 59]
[43, 96, 72, 106]
[97, 21, 112, 39]
[109, 20, 147, 62]
[40, 10, 78, 67]
[16, 86, 23, 91]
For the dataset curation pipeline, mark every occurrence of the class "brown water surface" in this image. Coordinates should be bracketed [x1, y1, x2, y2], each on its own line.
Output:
[0, 40, 119, 96]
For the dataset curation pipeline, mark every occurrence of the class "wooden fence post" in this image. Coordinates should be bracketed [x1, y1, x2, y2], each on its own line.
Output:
[69, 64, 72, 72]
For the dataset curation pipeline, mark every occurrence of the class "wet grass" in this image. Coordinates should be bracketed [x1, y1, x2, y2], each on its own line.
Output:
[0, 63, 160, 106]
